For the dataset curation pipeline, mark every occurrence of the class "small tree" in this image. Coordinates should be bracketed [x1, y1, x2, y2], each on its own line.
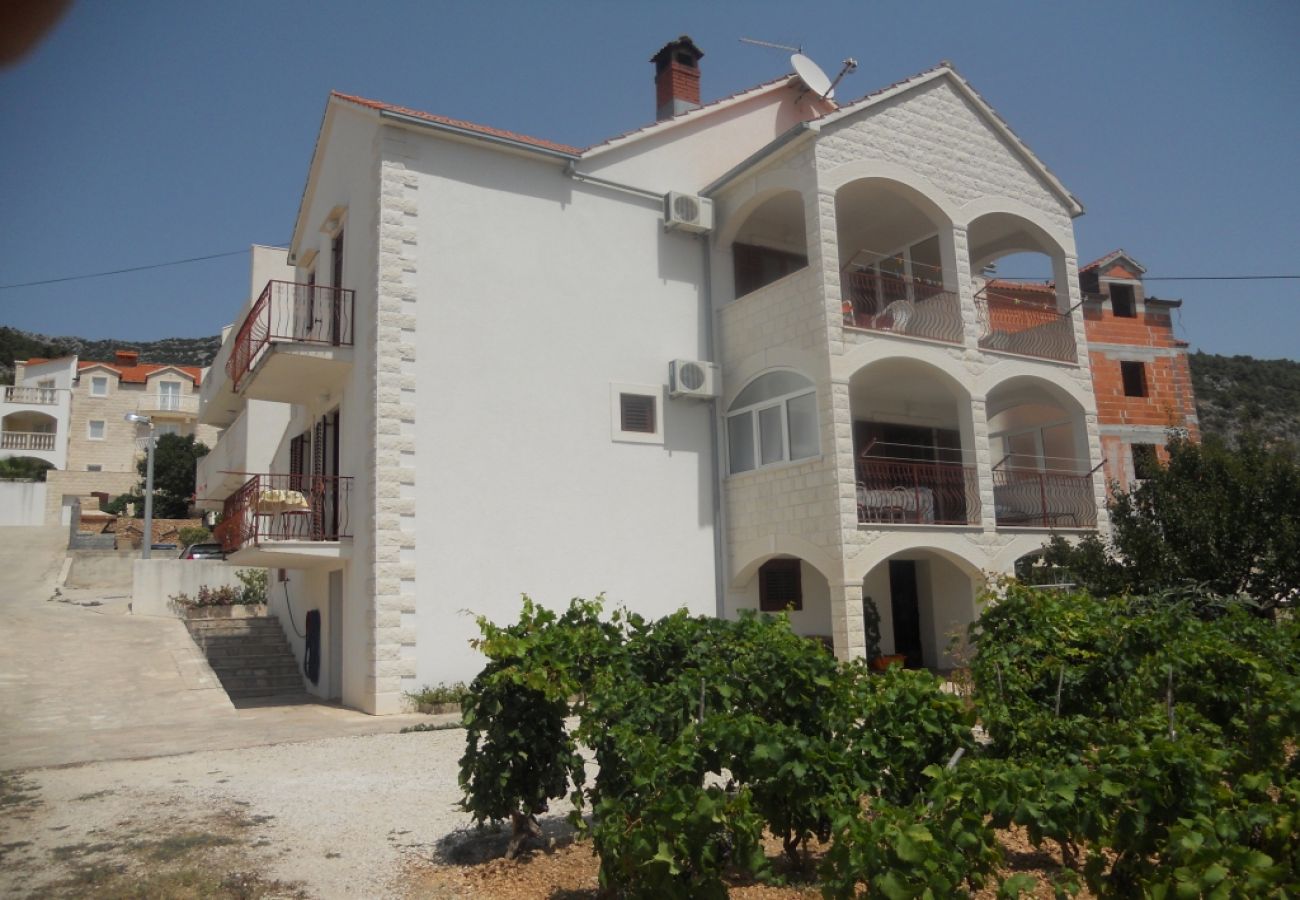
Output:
[1044, 433, 1300, 613]
[138, 433, 209, 518]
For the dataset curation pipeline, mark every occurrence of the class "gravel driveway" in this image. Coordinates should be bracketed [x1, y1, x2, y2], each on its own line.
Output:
[0, 727, 552, 899]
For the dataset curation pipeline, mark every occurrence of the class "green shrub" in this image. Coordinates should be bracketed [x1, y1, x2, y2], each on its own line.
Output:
[177, 525, 211, 547]
[234, 568, 267, 605]
[405, 682, 469, 708]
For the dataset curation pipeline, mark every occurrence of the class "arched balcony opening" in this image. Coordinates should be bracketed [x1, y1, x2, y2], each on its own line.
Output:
[730, 190, 808, 300]
[726, 554, 834, 649]
[862, 549, 980, 670]
[987, 377, 1097, 528]
[1, 411, 58, 454]
[850, 359, 980, 526]
[967, 212, 1076, 362]
[836, 179, 961, 343]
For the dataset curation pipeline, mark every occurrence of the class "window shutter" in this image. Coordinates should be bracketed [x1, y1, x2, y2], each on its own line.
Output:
[759, 558, 803, 612]
[620, 393, 656, 434]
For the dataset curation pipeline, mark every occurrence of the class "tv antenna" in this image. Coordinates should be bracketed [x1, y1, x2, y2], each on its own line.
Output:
[739, 36, 802, 54]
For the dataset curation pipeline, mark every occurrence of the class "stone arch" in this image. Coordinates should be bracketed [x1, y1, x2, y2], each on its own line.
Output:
[977, 365, 1094, 416]
[716, 170, 811, 248]
[724, 347, 823, 409]
[834, 343, 974, 402]
[821, 160, 960, 226]
[959, 198, 1074, 258]
[731, 533, 839, 588]
[844, 532, 988, 584]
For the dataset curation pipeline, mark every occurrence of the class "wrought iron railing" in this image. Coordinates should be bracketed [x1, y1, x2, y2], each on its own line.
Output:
[0, 431, 56, 451]
[842, 271, 963, 344]
[226, 281, 355, 391]
[137, 394, 199, 415]
[992, 465, 1096, 528]
[215, 473, 352, 553]
[975, 287, 1077, 362]
[856, 457, 981, 526]
[4, 386, 60, 405]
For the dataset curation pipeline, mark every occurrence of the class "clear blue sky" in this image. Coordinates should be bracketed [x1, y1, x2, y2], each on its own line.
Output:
[2, 1, 1297, 359]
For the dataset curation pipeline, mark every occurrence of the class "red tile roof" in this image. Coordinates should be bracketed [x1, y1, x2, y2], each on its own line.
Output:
[75, 359, 203, 385]
[331, 92, 582, 156]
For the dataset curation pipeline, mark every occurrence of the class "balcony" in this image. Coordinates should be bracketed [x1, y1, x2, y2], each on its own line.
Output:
[137, 394, 199, 417]
[975, 287, 1077, 363]
[842, 271, 963, 344]
[215, 473, 352, 568]
[226, 280, 355, 403]
[992, 465, 1097, 529]
[857, 457, 981, 526]
[1, 431, 56, 452]
[4, 386, 60, 406]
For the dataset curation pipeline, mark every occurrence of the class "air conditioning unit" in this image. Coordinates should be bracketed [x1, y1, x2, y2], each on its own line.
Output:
[669, 359, 720, 399]
[663, 192, 714, 234]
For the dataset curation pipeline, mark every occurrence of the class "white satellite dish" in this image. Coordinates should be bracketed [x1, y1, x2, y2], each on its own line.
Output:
[791, 53, 834, 100]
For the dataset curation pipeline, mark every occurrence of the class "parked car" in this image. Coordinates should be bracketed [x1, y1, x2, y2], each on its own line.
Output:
[179, 543, 225, 560]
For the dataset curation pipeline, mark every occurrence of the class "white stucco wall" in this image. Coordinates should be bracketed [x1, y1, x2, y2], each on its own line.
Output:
[394, 126, 718, 688]
[131, 559, 256, 617]
[0, 482, 47, 526]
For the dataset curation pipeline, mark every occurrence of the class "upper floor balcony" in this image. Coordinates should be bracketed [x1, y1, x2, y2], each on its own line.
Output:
[0, 407, 63, 467]
[842, 270, 963, 345]
[4, 386, 61, 406]
[975, 284, 1077, 364]
[214, 472, 352, 568]
[225, 280, 354, 404]
[136, 393, 200, 418]
[1, 430, 57, 452]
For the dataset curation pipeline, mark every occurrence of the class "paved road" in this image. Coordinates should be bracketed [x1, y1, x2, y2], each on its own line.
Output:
[0, 526, 429, 771]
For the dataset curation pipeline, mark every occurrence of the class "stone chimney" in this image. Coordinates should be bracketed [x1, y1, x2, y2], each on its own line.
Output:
[651, 36, 704, 122]
[114, 350, 139, 367]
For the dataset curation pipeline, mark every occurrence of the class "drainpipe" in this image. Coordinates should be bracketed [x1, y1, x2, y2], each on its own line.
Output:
[701, 240, 728, 619]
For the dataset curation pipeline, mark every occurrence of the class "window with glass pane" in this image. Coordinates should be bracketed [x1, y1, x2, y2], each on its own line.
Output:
[726, 371, 817, 474]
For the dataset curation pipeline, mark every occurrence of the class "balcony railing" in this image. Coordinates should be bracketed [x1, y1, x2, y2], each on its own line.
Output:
[857, 457, 981, 526]
[4, 386, 60, 405]
[992, 466, 1096, 528]
[138, 394, 199, 415]
[215, 473, 352, 553]
[1, 431, 56, 451]
[842, 271, 963, 344]
[975, 288, 1077, 363]
[226, 280, 355, 392]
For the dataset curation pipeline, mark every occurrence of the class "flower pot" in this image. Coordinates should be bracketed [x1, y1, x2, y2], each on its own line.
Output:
[869, 654, 906, 671]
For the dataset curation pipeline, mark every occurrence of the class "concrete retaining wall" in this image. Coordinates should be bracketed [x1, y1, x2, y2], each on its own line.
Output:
[65, 550, 137, 590]
[131, 559, 260, 617]
[0, 482, 48, 526]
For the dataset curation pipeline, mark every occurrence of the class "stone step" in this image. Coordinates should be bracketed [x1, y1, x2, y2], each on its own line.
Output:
[203, 645, 297, 662]
[186, 619, 285, 635]
[215, 672, 305, 691]
[209, 662, 302, 678]
[227, 688, 311, 701]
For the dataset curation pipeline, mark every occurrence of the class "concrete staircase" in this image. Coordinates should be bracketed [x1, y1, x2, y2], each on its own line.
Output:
[184, 615, 306, 701]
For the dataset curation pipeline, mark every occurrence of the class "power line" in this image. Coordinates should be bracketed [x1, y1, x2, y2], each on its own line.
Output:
[995, 274, 1299, 283]
[0, 248, 252, 291]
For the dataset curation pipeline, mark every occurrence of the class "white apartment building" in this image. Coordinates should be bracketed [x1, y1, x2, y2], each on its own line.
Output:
[198, 39, 1108, 714]
[3, 349, 215, 525]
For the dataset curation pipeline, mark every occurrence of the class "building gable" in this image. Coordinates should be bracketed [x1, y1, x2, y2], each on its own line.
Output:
[815, 68, 1082, 228]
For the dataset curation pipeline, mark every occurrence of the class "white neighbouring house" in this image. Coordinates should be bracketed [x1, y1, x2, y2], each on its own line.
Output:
[197, 38, 1111, 715]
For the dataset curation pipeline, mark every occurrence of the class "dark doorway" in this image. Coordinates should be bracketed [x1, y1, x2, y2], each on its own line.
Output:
[889, 560, 923, 668]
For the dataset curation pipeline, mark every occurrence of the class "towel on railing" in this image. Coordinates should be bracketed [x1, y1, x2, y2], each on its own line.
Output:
[256, 489, 310, 512]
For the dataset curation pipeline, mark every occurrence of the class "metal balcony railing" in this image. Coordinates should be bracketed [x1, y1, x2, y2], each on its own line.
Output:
[4, 386, 60, 405]
[975, 287, 1077, 363]
[992, 465, 1097, 528]
[215, 473, 352, 553]
[226, 280, 355, 392]
[842, 270, 963, 344]
[856, 457, 981, 526]
[1, 431, 56, 451]
[137, 394, 199, 415]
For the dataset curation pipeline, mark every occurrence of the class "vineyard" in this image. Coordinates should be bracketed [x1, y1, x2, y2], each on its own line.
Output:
[457, 590, 1299, 898]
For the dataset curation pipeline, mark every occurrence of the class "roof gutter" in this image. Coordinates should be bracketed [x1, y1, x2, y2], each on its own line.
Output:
[700, 122, 815, 197]
[376, 108, 580, 162]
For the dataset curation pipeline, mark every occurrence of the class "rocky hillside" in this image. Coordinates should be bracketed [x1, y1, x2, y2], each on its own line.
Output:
[0, 327, 221, 384]
[1188, 351, 1300, 449]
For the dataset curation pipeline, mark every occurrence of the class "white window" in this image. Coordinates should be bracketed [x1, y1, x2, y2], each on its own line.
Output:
[158, 380, 182, 411]
[727, 371, 819, 474]
[90, 375, 109, 397]
[610, 384, 664, 444]
[87, 420, 106, 440]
